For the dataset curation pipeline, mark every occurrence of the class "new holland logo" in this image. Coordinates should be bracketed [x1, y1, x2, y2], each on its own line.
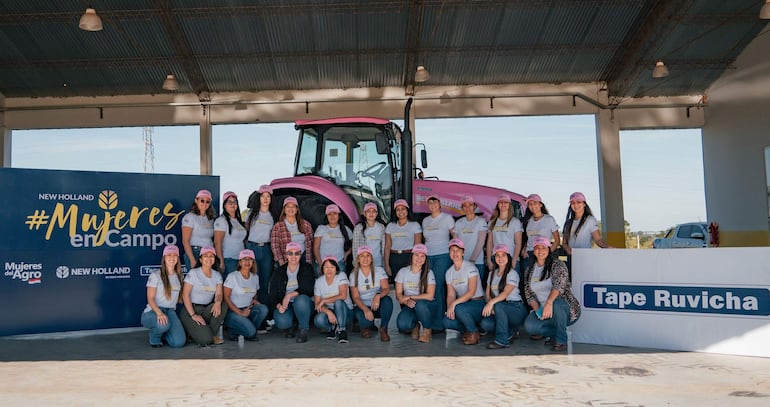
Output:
[56, 265, 70, 279]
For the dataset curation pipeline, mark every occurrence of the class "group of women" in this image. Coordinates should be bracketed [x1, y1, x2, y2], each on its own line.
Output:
[140, 187, 605, 351]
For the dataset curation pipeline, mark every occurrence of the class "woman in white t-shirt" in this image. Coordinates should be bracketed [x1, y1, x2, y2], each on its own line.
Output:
[313, 204, 353, 275]
[485, 193, 523, 275]
[179, 246, 227, 347]
[140, 245, 186, 348]
[421, 195, 455, 330]
[454, 195, 488, 284]
[384, 199, 422, 283]
[352, 202, 386, 268]
[442, 239, 485, 345]
[395, 244, 437, 343]
[561, 192, 610, 275]
[521, 194, 561, 271]
[214, 191, 247, 274]
[481, 244, 528, 349]
[244, 185, 276, 322]
[313, 257, 353, 343]
[350, 245, 393, 341]
[223, 249, 268, 342]
[181, 189, 216, 270]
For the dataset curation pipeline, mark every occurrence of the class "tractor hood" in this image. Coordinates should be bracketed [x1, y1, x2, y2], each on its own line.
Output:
[269, 175, 360, 225]
[413, 179, 526, 219]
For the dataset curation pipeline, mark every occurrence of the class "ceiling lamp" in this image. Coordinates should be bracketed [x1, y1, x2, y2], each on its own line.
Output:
[761, 0, 770, 19]
[78, 7, 103, 31]
[415, 65, 430, 82]
[162, 74, 179, 91]
[652, 60, 669, 78]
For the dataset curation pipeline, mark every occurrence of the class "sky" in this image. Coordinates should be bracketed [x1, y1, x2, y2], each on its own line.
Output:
[10, 115, 706, 232]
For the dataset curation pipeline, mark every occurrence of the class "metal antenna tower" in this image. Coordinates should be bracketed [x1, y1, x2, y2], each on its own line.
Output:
[143, 127, 155, 173]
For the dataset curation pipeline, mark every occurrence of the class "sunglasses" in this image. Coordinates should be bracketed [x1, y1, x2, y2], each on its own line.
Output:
[225, 200, 238, 205]
[286, 251, 302, 256]
[197, 199, 211, 204]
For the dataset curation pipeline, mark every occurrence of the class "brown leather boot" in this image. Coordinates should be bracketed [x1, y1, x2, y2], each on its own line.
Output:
[418, 329, 432, 343]
[411, 323, 420, 340]
[462, 331, 480, 345]
[379, 327, 391, 342]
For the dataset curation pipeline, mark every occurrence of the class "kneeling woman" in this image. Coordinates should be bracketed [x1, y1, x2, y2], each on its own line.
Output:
[269, 242, 315, 343]
[223, 249, 269, 342]
[394, 244, 437, 343]
[443, 238, 485, 345]
[314, 257, 353, 343]
[180, 246, 227, 346]
[140, 245, 186, 348]
[523, 236, 581, 352]
[481, 244, 528, 349]
[350, 245, 393, 341]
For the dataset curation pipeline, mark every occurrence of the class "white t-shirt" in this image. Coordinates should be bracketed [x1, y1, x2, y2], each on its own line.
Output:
[354, 223, 385, 267]
[422, 213, 455, 255]
[385, 221, 422, 251]
[488, 269, 522, 302]
[181, 213, 214, 247]
[247, 210, 274, 243]
[286, 220, 307, 249]
[224, 271, 259, 308]
[445, 261, 484, 298]
[314, 273, 353, 309]
[525, 215, 559, 251]
[566, 215, 599, 249]
[184, 268, 222, 305]
[490, 217, 523, 256]
[350, 266, 388, 306]
[395, 267, 435, 297]
[314, 224, 352, 262]
[214, 215, 247, 259]
[529, 264, 553, 304]
[143, 271, 181, 312]
[454, 216, 488, 264]
[285, 267, 300, 296]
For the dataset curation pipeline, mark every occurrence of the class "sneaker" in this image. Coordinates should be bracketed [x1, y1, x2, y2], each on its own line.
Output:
[337, 329, 348, 344]
[296, 328, 309, 343]
[486, 341, 509, 349]
[212, 336, 225, 345]
[326, 325, 338, 340]
[150, 343, 163, 348]
[257, 329, 268, 335]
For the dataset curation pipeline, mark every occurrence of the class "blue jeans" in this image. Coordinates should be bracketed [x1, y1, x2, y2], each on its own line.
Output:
[183, 246, 202, 271]
[396, 299, 438, 331]
[443, 299, 485, 333]
[223, 258, 239, 275]
[245, 243, 274, 309]
[273, 294, 312, 330]
[140, 307, 186, 348]
[224, 304, 269, 338]
[428, 253, 451, 329]
[524, 297, 578, 344]
[484, 301, 528, 346]
[476, 263, 487, 288]
[314, 300, 353, 331]
[354, 296, 393, 329]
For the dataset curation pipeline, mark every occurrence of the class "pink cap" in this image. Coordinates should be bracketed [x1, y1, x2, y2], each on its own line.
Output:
[394, 199, 409, 209]
[532, 236, 551, 248]
[223, 191, 237, 202]
[163, 245, 179, 256]
[493, 244, 510, 255]
[357, 245, 373, 257]
[325, 204, 340, 215]
[239, 249, 255, 260]
[449, 238, 465, 250]
[283, 196, 298, 207]
[497, 193, 511, 202]
[526, 194, 542, 204]
[199, 246, 216, 256]
[427, 195, 440, 202]
[363, 202, 378, 213]
[258, 185, 273, 194]
[285, 241, 302, 252]
[196, 189, 212, 199]
[569, 192, 586, 202]
[321, 256, 338, 265]
[412, 244, 428, 255]
[461, 195, 475, 205]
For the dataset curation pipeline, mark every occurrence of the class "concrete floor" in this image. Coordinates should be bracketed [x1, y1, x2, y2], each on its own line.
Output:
[1, 325, 769, 406]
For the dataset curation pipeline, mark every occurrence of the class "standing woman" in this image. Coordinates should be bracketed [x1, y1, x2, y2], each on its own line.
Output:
[481, 244, 528, 349]
[140, 245, 186, 348]
[271, 196, 314, 267]
[223, 249, 269, 342]
[561, 192, 610, 273]
[454, 195, 488, 284]
[384, 199, 422, 283]
[244, 185, 276, 315]
[350, 245, 393, 341]
[214, 191, 247, 274]
[523, 236, 581, 352]
[268, 242, 315, 343]
[352, 202, 386, 268]
[394, 244, 437, 343]
[181, 189, 215, 270]
[520, 194, 561, 271]
[179, 247, 227, 346]
[313, 257, 354, 344]
[421, 195, 455, 330]
[485, 194, 523, 275]
[313, 204, 353, 275]
[443, 239, 485, 345]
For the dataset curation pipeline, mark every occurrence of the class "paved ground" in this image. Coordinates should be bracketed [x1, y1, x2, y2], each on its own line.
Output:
[1, 324, 769, 406]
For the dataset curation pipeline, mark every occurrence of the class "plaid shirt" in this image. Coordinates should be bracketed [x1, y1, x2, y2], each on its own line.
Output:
[524, 259, 581, 322]
[352, 222, 385, 262]
[270, 219, 314, 265]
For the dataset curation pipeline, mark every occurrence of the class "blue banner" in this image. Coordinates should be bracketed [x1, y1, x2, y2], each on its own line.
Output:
[583, 283, 770, 316]
[0, 168, 219, 336]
